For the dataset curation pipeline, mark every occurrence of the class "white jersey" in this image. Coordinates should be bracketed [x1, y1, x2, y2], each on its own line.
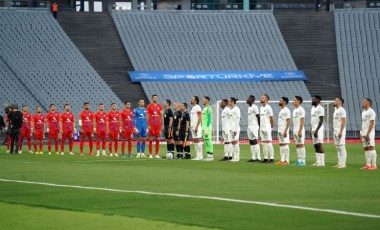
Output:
[292, 106, 305, 132]
[361, 108, 376, 136]
[230, 106, 241, 132]
[333, 106, 346, 134]
[221, 107, 232, 131]
[311, 105, 324, 131]
[247, 104, 259, 126]
[259, 104, 273, 131]
[278, 106, 291, 133]
[190, 104, 202, 129]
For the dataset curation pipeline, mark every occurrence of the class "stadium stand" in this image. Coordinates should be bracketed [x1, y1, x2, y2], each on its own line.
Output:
[112, 11, 312, 133]
[334, 9, 380, 131]
[0, 9, 123, 116]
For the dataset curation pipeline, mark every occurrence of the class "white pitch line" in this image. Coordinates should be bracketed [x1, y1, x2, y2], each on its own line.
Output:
[1, 178, 379, 219]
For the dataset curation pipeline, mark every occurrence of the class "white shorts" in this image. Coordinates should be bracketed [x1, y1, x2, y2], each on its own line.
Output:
[260, 129, 272, 142]
[293, 131, 305, 145]
[333, 133, 346, 145]
[361, 135, 375, 147]
[312, 128, 324, 144]
[247, 125, 259, 140]
[222, 129, 232, 143]
[191, 127, 202, 139]
[231, 130, 240, 142]
[278, 131, 290, 144]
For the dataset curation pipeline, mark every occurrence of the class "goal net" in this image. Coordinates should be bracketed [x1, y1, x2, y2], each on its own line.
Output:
[212, 100, 335, 143]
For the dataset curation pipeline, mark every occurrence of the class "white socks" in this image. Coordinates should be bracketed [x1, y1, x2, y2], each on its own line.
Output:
[262, 143, 268, 159]
[224, 144, 233, 158]
[250, 144, 261, 160]
[268, 143, 274, 160]
[366, 150, 377, 166]
[233, 144, 240, 160]
[195, 143, 203, 159]
[297, 147, 306, 163]
[224, 145, 228, 157]
[337, 145, 347, 166]
[280, 145, 290, 162]
[319, 153, 325, 166]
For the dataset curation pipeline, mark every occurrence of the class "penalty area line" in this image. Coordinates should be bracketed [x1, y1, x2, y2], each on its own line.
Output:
[0, 178, 379, 219]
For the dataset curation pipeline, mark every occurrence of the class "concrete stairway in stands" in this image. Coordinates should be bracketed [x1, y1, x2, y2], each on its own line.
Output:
[57, 11, 147, 106]
[274, 9, 340, 100]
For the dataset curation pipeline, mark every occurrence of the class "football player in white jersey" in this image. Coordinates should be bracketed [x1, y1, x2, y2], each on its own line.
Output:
[259, 94, 274, 163]
[229, 97, 241, 162]
[360, 98, 377, 170]
[276, 97, 291, 164]
[220, 99, 232, 161]
[246, 95, 261, 162]
[293, 96, 306, 166]
[311, 95, 325, 166]
[333, 97, 347, 168]
[190, 96, 203, 160]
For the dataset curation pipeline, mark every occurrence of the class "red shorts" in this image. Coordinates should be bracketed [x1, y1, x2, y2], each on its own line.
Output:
[96, 131, 107, 139]
[62, 131, 73, 140]
[48, 130, 59, 139]
[109, 131, 119, 141]
[122, 130, 133, 139]
[149, 126, 161, 137]
[34, 132, 44, 140]
[21, 129, 31, 137]
[81, 132, 93, 139]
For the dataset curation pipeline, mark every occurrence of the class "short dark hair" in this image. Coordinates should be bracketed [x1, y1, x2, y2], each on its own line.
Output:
[295, 96, 303, 104]
[230, 97, 237, 104]
[111, 103, 116, 106]
[263, 94, 270, 100]
[49, 103, 55, 108]
[365, 98, 372, 106]
[99, 103, 104, 106]
[193, 96, 199, 104]
[248, 95, 255, 101]
[83, 102, 89, 106]
[165, 99, 171, 106]
[336, 97, 344, 105]
[204, 96, 211, 101]
[152, 95, 158, 99]
[221, 99, 228, 104]
[182, 103, 188, 109]
[64, 103, 70, 107]
[313, 95, 322, 101]
[22, 104, 27, 107]
[124, 101, 130, 105]
[282, 97, 289, 105]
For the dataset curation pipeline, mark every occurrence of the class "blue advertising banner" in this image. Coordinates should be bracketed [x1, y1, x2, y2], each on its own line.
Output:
[128, 71, 307, 82]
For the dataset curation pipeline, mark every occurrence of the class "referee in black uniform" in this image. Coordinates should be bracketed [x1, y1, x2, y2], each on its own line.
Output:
[8, 104, 23, 154]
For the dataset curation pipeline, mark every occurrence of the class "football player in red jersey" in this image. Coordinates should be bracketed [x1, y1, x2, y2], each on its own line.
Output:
[78, 102, 94, 156]
[45, 104, 60, 155]
[60, 104, 75, 155]
[146, 95, 163, 158]
[93, 103, 108, 157]
[120, 101, 136, 158]
[19, 105, 33, 154]
[32, 106, 45, 154]
[107, 103, 120, 157]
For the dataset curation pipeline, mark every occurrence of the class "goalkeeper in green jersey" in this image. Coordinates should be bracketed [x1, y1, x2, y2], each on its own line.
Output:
[202, 96, 214, 161]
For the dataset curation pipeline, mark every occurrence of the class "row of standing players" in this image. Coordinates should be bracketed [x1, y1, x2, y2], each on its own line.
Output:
[2, 95, 214, 161]
[219, 94, 376, 170]
[3, 94, 377, 169]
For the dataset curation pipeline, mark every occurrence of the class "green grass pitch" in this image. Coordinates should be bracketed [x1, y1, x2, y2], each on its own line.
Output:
[0, 143, 380, 229]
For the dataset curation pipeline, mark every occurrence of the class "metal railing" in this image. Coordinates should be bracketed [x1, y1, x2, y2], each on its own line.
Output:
[0, 0, 50, 9]
[333, 0, 380, 10]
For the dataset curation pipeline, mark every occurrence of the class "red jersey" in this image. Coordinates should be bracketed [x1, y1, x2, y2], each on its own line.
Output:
[21, 112, 32, 130]
[60, 112, 75, 133]
[121, 109, 134, 131]
[32, 114, 45, 133]
[79, 110, 94, 133]
[94, 111, 107, 132]
[46, 111, 60, 132]
[107, 110, 120, 132]
[147, 103, 163, 126]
